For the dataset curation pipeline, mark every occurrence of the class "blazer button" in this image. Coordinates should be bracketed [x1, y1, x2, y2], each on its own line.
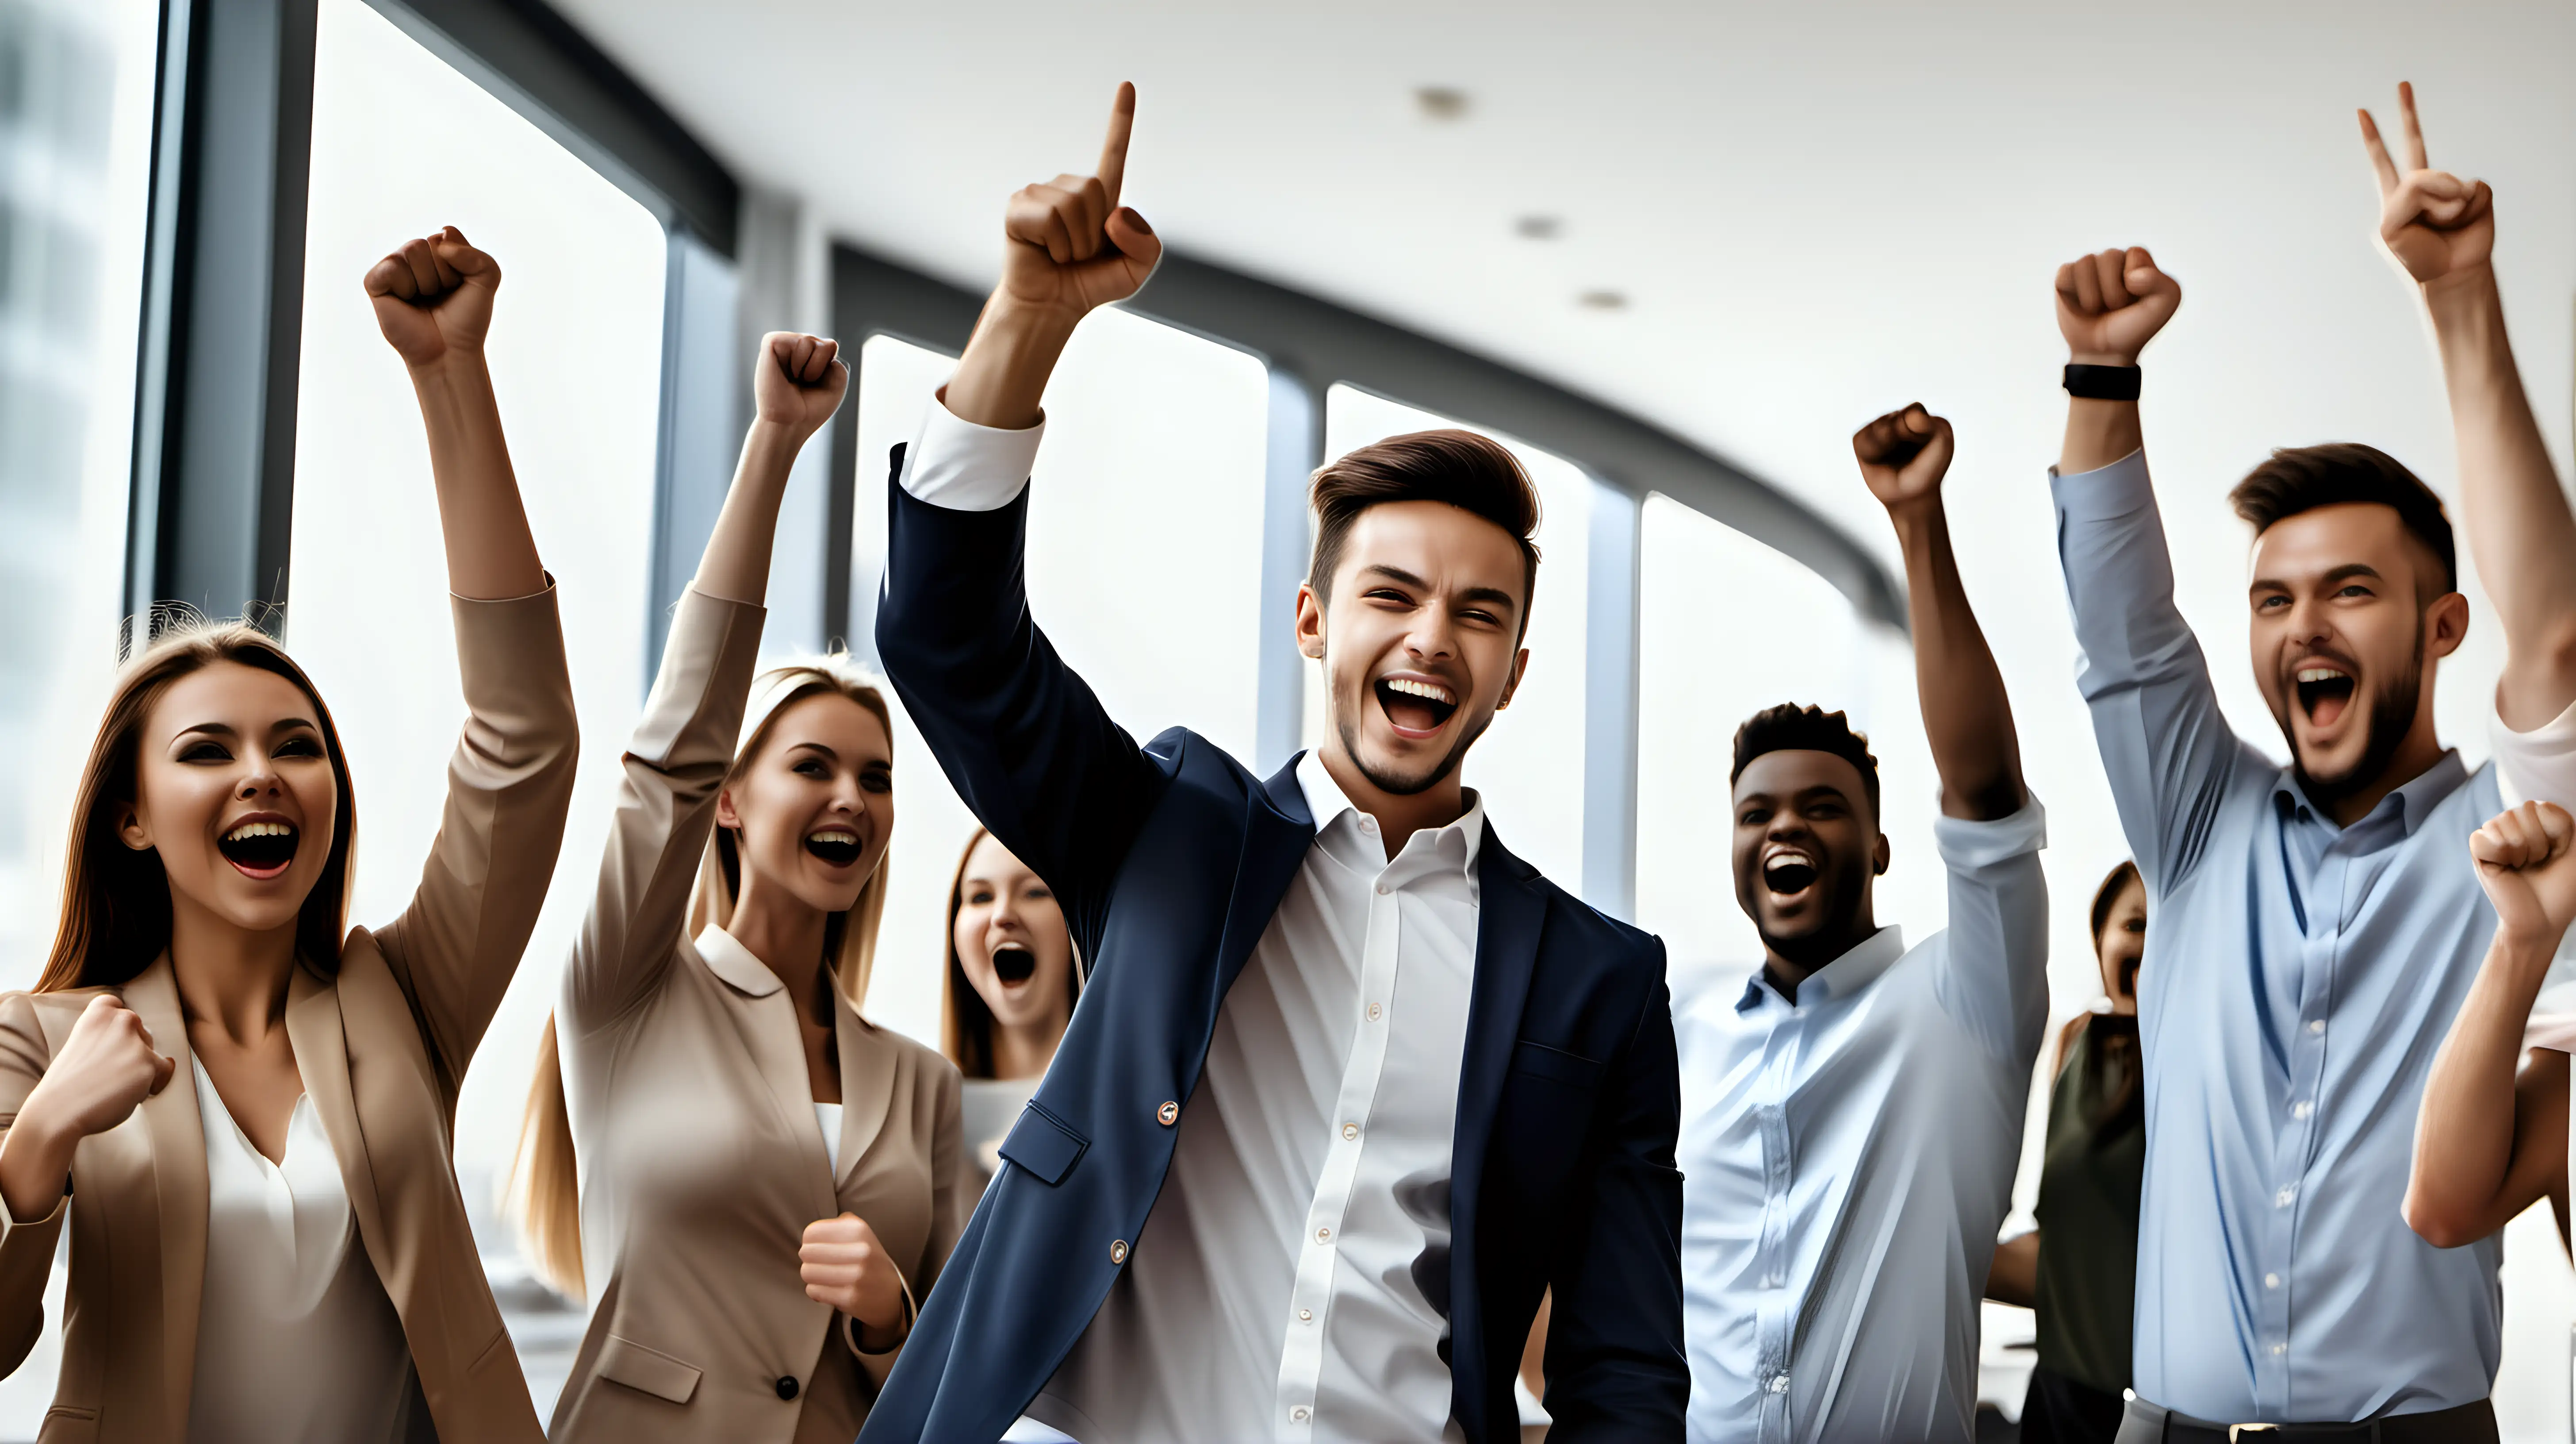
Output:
[1157, 1100, 1180, 1126]
[775, 1376, 799, 1401]
[1110, 1239, 1130, 1264]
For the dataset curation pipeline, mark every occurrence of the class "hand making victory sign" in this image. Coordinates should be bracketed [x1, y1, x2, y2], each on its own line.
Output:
[2361, 82, 2494, 288]
[945, 83, 1163, 431]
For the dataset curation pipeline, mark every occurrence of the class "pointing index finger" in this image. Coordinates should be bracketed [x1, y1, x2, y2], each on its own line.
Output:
[1096, 81, 1136, 208]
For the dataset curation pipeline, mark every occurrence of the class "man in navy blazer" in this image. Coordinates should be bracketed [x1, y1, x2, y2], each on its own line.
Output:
[858, 86, 1685, 1444]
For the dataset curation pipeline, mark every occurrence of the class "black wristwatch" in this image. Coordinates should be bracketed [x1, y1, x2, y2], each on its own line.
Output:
[2063, 364, 2142, 401]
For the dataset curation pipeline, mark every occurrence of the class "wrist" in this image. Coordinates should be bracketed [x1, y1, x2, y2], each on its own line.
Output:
[2067, 349, 2138, 368]
[2492, 927, 2567, 972]
[2421, 260, 2498, 307]
[1882, 494, 1947, 538]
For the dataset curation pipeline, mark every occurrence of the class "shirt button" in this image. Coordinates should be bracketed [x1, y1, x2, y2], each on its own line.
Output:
[1291, 1405, 1312, 1422]
[1342, 1122, 1360, 1141]
[1315, 1227, 1332, 1244]
[2264, 1272, 2280, 1290]
[1157, 1100, 1180, 1126]
[2290, 1100, 2312, 1120]
[1768, 1374, 1791, 1394]
[2271, 1342, 2287, 1356]
[2276, 1186, 2296, 1208]
[1109, 1239, 1129, 1264]
[1376, 882, 1390, 895]
[1367, 1002, 1382, 1020]
[775, 1376, 799, 1400]
[2308, 1019, 2326, 1035]
[1299, 1307, 1314, 1321]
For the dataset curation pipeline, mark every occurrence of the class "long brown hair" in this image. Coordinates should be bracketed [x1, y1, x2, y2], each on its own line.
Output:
[2081, 860, 2147, 1134]
[512, 664, 895, 1297]
[40, 616, 358, 993]
[936, 826, 1084, 1080]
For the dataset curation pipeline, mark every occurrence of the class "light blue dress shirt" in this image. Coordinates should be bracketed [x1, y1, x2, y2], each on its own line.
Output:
[2054, 449, 2503, 1423]
[1677, 799, 2048, 1444]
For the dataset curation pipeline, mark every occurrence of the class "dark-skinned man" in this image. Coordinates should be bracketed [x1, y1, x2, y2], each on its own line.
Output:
[1676, 405, 2048, 1444]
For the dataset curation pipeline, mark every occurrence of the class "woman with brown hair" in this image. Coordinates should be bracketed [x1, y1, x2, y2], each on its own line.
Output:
[939, 826, 1080, 1189]
[1986, 860, 2149, 1444]
[0, 227, 578, 1441]
[517, 331, 963, 1442]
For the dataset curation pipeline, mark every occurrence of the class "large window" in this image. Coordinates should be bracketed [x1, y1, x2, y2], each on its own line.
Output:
[285, 0, 668, 1407]
[850, 311, 1271, 1046]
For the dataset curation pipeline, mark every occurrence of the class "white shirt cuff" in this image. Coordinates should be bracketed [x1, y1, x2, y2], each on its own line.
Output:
[898, 393, 1045, 512]
[2491, 692, 2576, 810]
[1931, 793, 2048, 871]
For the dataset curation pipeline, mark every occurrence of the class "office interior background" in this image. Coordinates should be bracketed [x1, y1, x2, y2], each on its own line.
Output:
[1, 0, 2571, 1436]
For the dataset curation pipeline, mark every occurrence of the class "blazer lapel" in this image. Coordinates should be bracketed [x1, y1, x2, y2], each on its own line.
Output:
[286, 962, 391, 1272]
[831, 992, 898, 1191]
[695, 931, 841, 1225]
[1448, 824, 1546, 1421]
[1208, 754, 1319, 988]
[122, 956, 206, 1423]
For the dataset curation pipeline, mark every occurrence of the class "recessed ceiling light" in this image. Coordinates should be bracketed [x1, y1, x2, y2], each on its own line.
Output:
[1579, 289, 1627, 311]
[1414, 87, 1469, 121]
[1514, 215, 1563, 240]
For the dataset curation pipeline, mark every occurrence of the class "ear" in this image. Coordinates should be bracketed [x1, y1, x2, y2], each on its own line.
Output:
[115, 802, 153, 853]
[714, 785, 744, 832]
[1872, 832, 1891, 877]
[1295, 582, 1326, 662]
[2426, 591, 2469, 660]
[1495, 647, 1530, 711]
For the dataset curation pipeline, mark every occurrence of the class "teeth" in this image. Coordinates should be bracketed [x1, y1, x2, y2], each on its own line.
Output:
[1385, 678, 1455, 704]
[223, 821, 294, 842]
[1765, 848, 1815, 868]
[807, 829, 859, 845]
[2296, 668, 2349, 684]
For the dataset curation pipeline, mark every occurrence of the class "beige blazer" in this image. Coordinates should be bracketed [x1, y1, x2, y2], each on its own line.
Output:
[0, 589, 579, 1444]
[548, 589, 964, 1444]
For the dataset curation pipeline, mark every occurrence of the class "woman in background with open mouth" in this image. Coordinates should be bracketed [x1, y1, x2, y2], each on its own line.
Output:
[0, 227, 579, 1442]
[939, 827, 1082, 1193]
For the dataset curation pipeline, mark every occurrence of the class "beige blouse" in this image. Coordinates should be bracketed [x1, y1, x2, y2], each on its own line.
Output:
[547, 588, 965, 1444]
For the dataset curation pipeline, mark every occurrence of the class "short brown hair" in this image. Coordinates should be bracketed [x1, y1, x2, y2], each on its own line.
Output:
[2228, 443, 2456, 599]
[1307, 429, 1541, 635]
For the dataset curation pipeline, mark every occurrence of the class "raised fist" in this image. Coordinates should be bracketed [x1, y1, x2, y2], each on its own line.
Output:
[2361, 83, 2493, 287]
[800, 1211, 906, 1334]
[2472, 800, 2576, 951]
[996, 82, 1163, 325]
[365, 225, 500, 369]
[753, 333, 847, 441]
[2055, 246, 2181, 366]
[1853, 404, 1954, 512]
[21, 995, 176, 1146]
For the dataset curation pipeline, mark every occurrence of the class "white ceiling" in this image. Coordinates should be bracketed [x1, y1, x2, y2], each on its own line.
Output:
[548, 0, 2574, 773]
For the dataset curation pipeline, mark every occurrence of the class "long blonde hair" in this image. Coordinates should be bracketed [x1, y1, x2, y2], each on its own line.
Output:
[939, 826, 1082, 1079]
[512, 663, 894, 1296]
[41, 614, 359, 993]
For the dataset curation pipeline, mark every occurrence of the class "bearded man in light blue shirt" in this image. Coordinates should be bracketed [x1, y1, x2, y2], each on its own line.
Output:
[1678, 405, 2049, 1444]
[2054, 227, 2509, 1440]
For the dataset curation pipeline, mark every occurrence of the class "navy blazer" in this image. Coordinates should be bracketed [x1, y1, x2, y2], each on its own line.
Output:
[861, 451, 1687, 1443]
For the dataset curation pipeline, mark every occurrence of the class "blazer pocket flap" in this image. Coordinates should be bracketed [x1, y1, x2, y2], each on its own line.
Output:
[997, 1102, 1089, 1186]
[598, 1334, 702, 1405]
[1511, 1039, 1604, 1088]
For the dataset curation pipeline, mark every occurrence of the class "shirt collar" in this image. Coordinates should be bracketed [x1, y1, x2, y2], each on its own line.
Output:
[1735, 924, 1909, 1012]
[694, 925, 783, 997]
[1293, 748, 1486, 882]
[2270, 749, 2469, 838]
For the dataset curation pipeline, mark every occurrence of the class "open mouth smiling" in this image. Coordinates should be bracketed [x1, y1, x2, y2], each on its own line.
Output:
[217, 817, 299, 880]
[805, 827, 863, 868]
[1375, 676, 1458, 739]
[2293, 664, 2356, 729]
[991, 941, 1038, 985]
[1761, 845, 1819, 899]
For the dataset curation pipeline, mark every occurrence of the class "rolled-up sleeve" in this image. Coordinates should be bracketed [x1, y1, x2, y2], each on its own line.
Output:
[897, 396, 1046, 513]
[1928, 797, 2051, 1067]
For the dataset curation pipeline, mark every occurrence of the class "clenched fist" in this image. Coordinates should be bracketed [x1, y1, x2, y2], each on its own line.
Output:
[2055, 246, 2181, 366]
[2471, 800, 2576, 952]
[2361, 83, 2493, 288]
[753, 333, 847, 442]
[2, 995, 176, 1223]
[1853, 404, 1955, 513]
[365, 225, 500, 369]
[800, 1211, 908, 1339]
[995, 82, 1163, 326]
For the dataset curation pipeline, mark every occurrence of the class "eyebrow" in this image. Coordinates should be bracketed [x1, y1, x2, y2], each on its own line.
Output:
[1355, 565, 1523, 618]
[784, 741, 839, 762]
[172, 718, 318, 741]
[2249, 562, 2386, 594]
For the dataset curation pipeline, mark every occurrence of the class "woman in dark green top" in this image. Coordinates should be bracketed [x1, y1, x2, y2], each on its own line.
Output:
[1988, 861, 2147, 1444]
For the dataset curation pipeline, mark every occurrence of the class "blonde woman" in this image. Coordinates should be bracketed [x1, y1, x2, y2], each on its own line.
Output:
[939, 826, 1080, 1190]
[518, 332, 964, 1441]
[0, 227, 576, 1441]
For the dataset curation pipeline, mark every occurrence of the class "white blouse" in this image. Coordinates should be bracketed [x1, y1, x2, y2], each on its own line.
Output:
[814, 1100, 844, 1175]
[185, 1057, 416, 1443]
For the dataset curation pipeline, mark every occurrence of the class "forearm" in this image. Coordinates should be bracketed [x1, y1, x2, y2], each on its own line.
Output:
[2407, 933, 2553, 1241]
[406, 353, 546, 601]
[2424, 265, 2576, 727]
[0, 1118, 73, 1228]
[1890, 499, 2023, 819]
[690, 422, 806, 606]
[943, 300, 1079, 431]
[2059, 396, 2142, 478]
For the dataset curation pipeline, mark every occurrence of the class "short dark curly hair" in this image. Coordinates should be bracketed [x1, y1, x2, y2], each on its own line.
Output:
[1730, 703, 1881, 822]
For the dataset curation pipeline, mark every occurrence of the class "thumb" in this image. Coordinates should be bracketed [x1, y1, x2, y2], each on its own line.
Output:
[2124, 248, 2176, 298]
[149, 1052, 176, 1097]
[1104, 207, 1162, 277]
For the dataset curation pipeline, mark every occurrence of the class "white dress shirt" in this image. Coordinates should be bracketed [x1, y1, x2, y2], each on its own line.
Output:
[897, 398, 1484, 1444]
[1676, 800, 2048, 1444]
[185, 1057, 416, 1442]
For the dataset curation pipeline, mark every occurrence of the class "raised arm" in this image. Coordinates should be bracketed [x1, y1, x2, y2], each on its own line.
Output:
[361, 230, 578, 1089]
[2363, 85, 2576, 733]
[1856, 406, 2023, 820]
[874, 84, 1177, 928]
[567, 336, 847, 1029]
[2050, 248, 2254, 894]
[2406, 801, 2576, 1247]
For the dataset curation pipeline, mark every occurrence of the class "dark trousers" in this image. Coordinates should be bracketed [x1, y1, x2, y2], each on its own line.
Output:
[2020, 1364, 2125, 1444]
[2112, 1395, 2499, 1443]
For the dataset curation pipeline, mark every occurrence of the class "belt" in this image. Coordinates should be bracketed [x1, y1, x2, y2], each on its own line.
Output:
[2120, 1396, 2499, 1444]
